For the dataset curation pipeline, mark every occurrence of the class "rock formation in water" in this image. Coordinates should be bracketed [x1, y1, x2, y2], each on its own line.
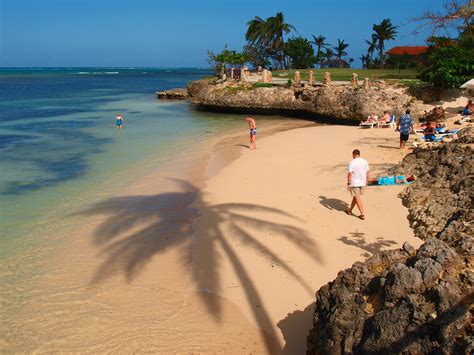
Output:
[186, 79, 414, 122]
[307, 128, 473, 354]
[156, 88, 189, 99]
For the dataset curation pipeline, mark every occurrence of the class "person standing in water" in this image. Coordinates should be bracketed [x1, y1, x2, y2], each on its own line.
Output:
[116, 113, 124, 129]
[245, 117, 257, 150]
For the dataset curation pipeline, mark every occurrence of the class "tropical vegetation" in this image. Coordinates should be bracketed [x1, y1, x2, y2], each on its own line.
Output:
[362, 19, 397, 68]
[245, 12, 296, 69]
[284, 37, 315, 69]
[417, 0, 474, 88]
[310, 35, 329, 68]
[333, 39, 350, 67]
[205, 0, 472, 88]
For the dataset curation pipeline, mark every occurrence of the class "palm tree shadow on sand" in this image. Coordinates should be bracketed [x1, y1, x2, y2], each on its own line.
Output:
[76, 178, 322, 354]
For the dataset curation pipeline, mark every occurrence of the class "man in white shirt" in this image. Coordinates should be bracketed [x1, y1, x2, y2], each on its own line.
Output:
[346, 149, 369, 220]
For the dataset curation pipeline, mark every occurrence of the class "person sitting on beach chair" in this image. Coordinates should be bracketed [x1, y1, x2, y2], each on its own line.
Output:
[367, 114, 378, 123]
[423, 121, 437, 142]
[359, 114, 378, 128]
[379, 112, 396, 128]
[462, 100, 473, 116]
[380, 111, 391, 123]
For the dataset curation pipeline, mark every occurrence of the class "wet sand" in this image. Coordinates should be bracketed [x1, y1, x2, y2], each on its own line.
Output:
[1, 121, 422, 353]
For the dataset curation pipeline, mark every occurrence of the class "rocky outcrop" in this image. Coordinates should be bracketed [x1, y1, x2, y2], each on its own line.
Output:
[419, 106, 446, 122]
[156, 88, 189, 100]
[187, 81, 414, 122]
[307, 134, 473, 354]
[187, 79, 214, 97]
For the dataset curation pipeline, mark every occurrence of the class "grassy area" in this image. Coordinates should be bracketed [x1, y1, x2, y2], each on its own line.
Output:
[273, 68, 418, 81]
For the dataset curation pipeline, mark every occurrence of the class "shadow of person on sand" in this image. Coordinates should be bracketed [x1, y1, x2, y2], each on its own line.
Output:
[75, 178, 322, 354]
[338, 232, 398, 258]
[235, 144, 250, 148]
[318, 195, 349, 212]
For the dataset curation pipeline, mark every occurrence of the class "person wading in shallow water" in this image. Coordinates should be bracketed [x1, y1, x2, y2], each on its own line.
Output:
[245, 117, 257, 150]
[116, 113, 124, 129]
[345, 149, 369, 220]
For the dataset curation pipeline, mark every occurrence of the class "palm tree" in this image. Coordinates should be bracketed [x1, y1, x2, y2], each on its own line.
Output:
[310, 34, 329, 68]
[333, 39, 349, 67]
[246, 12, 295, 69]
[265, 12, 296, 69]
[246, 16, 267, 46]
[365, 33, 377, 62]
[322, 47, 334, 67]
[360, 54, 370, 69]
[372, 18, 398, 68]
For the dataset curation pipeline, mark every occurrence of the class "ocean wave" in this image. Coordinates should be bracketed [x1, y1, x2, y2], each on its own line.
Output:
[75, 71, 119, 75]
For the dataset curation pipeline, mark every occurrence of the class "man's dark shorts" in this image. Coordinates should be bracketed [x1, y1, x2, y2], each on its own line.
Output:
[400, 133, 409, 142]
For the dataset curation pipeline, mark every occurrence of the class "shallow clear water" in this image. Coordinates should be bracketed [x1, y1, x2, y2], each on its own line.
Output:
[0, 68, 256, 260]
[0, 68, 311, 351]
[0, 67, 303, 272]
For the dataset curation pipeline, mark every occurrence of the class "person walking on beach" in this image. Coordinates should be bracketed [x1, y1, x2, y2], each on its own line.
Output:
[396, 109, 414, 148]
[116, 113, 124, 129]
[346, 149, 369, 220]
[245, 117, 257, 150]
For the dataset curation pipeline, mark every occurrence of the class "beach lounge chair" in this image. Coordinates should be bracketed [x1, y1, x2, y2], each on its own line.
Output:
[359, 121, 377, 129]
[412, 131, 459, 147]
[359, 114, 379, 128]
[378, 114, 396, 128]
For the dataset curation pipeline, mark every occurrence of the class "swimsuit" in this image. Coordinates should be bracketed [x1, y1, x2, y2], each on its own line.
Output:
[250, 128, 257, 136]
[116, 118, 123, 126]
[377, 175, 407, 185]
[377, 176, 396, 185]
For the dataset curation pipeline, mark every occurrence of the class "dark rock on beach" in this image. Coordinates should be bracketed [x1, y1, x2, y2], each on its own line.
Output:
[307, 132, 473, 354]
[419, 106, 446, 122]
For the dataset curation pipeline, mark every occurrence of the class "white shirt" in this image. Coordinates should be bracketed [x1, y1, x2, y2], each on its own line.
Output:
[348, 157, 369, 187]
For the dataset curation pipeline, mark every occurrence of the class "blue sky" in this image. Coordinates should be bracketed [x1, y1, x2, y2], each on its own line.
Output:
[0, 0, 448, 68]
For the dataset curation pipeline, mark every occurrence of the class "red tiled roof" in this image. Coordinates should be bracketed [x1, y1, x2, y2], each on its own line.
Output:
[386, 46, 429, 56]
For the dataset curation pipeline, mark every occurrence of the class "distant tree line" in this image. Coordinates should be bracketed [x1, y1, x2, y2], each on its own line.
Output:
[207, 12, 398, 71]
[206, 0, 473, 88]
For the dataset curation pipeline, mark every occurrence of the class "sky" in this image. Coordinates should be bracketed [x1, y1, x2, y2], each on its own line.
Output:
[0, 0, 451, 68]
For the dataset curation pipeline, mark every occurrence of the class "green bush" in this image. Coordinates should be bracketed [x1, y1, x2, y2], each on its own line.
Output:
[284, 36, 315, 69]
[223, 86, 248, 94]
[252, 83, 273, 88]
[419, 45, 474, 88]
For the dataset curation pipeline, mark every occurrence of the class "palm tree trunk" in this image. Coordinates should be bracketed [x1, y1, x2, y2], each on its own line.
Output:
[317, 47, 322, 69]
[379, 39, 385, 68]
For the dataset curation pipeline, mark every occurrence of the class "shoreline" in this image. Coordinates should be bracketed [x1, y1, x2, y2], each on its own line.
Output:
[0, 116, 310, 353]
[192, 124, 424, 353]
[4, 100, 469, 352]
[1, 65, 470, 353]
[1, 120, 422, 352]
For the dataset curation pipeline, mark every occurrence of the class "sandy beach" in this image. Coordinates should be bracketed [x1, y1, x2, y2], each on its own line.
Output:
[2, 121, 424, 353]
[193, 124, 423, 353]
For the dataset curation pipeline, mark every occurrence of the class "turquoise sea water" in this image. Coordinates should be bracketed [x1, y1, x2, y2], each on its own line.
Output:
[0, 68, 254, 263]
[0, 68, 311, 350]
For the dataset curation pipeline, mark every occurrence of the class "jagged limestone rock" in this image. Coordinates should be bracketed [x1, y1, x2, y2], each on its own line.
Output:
[307, 136, 473, 354]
